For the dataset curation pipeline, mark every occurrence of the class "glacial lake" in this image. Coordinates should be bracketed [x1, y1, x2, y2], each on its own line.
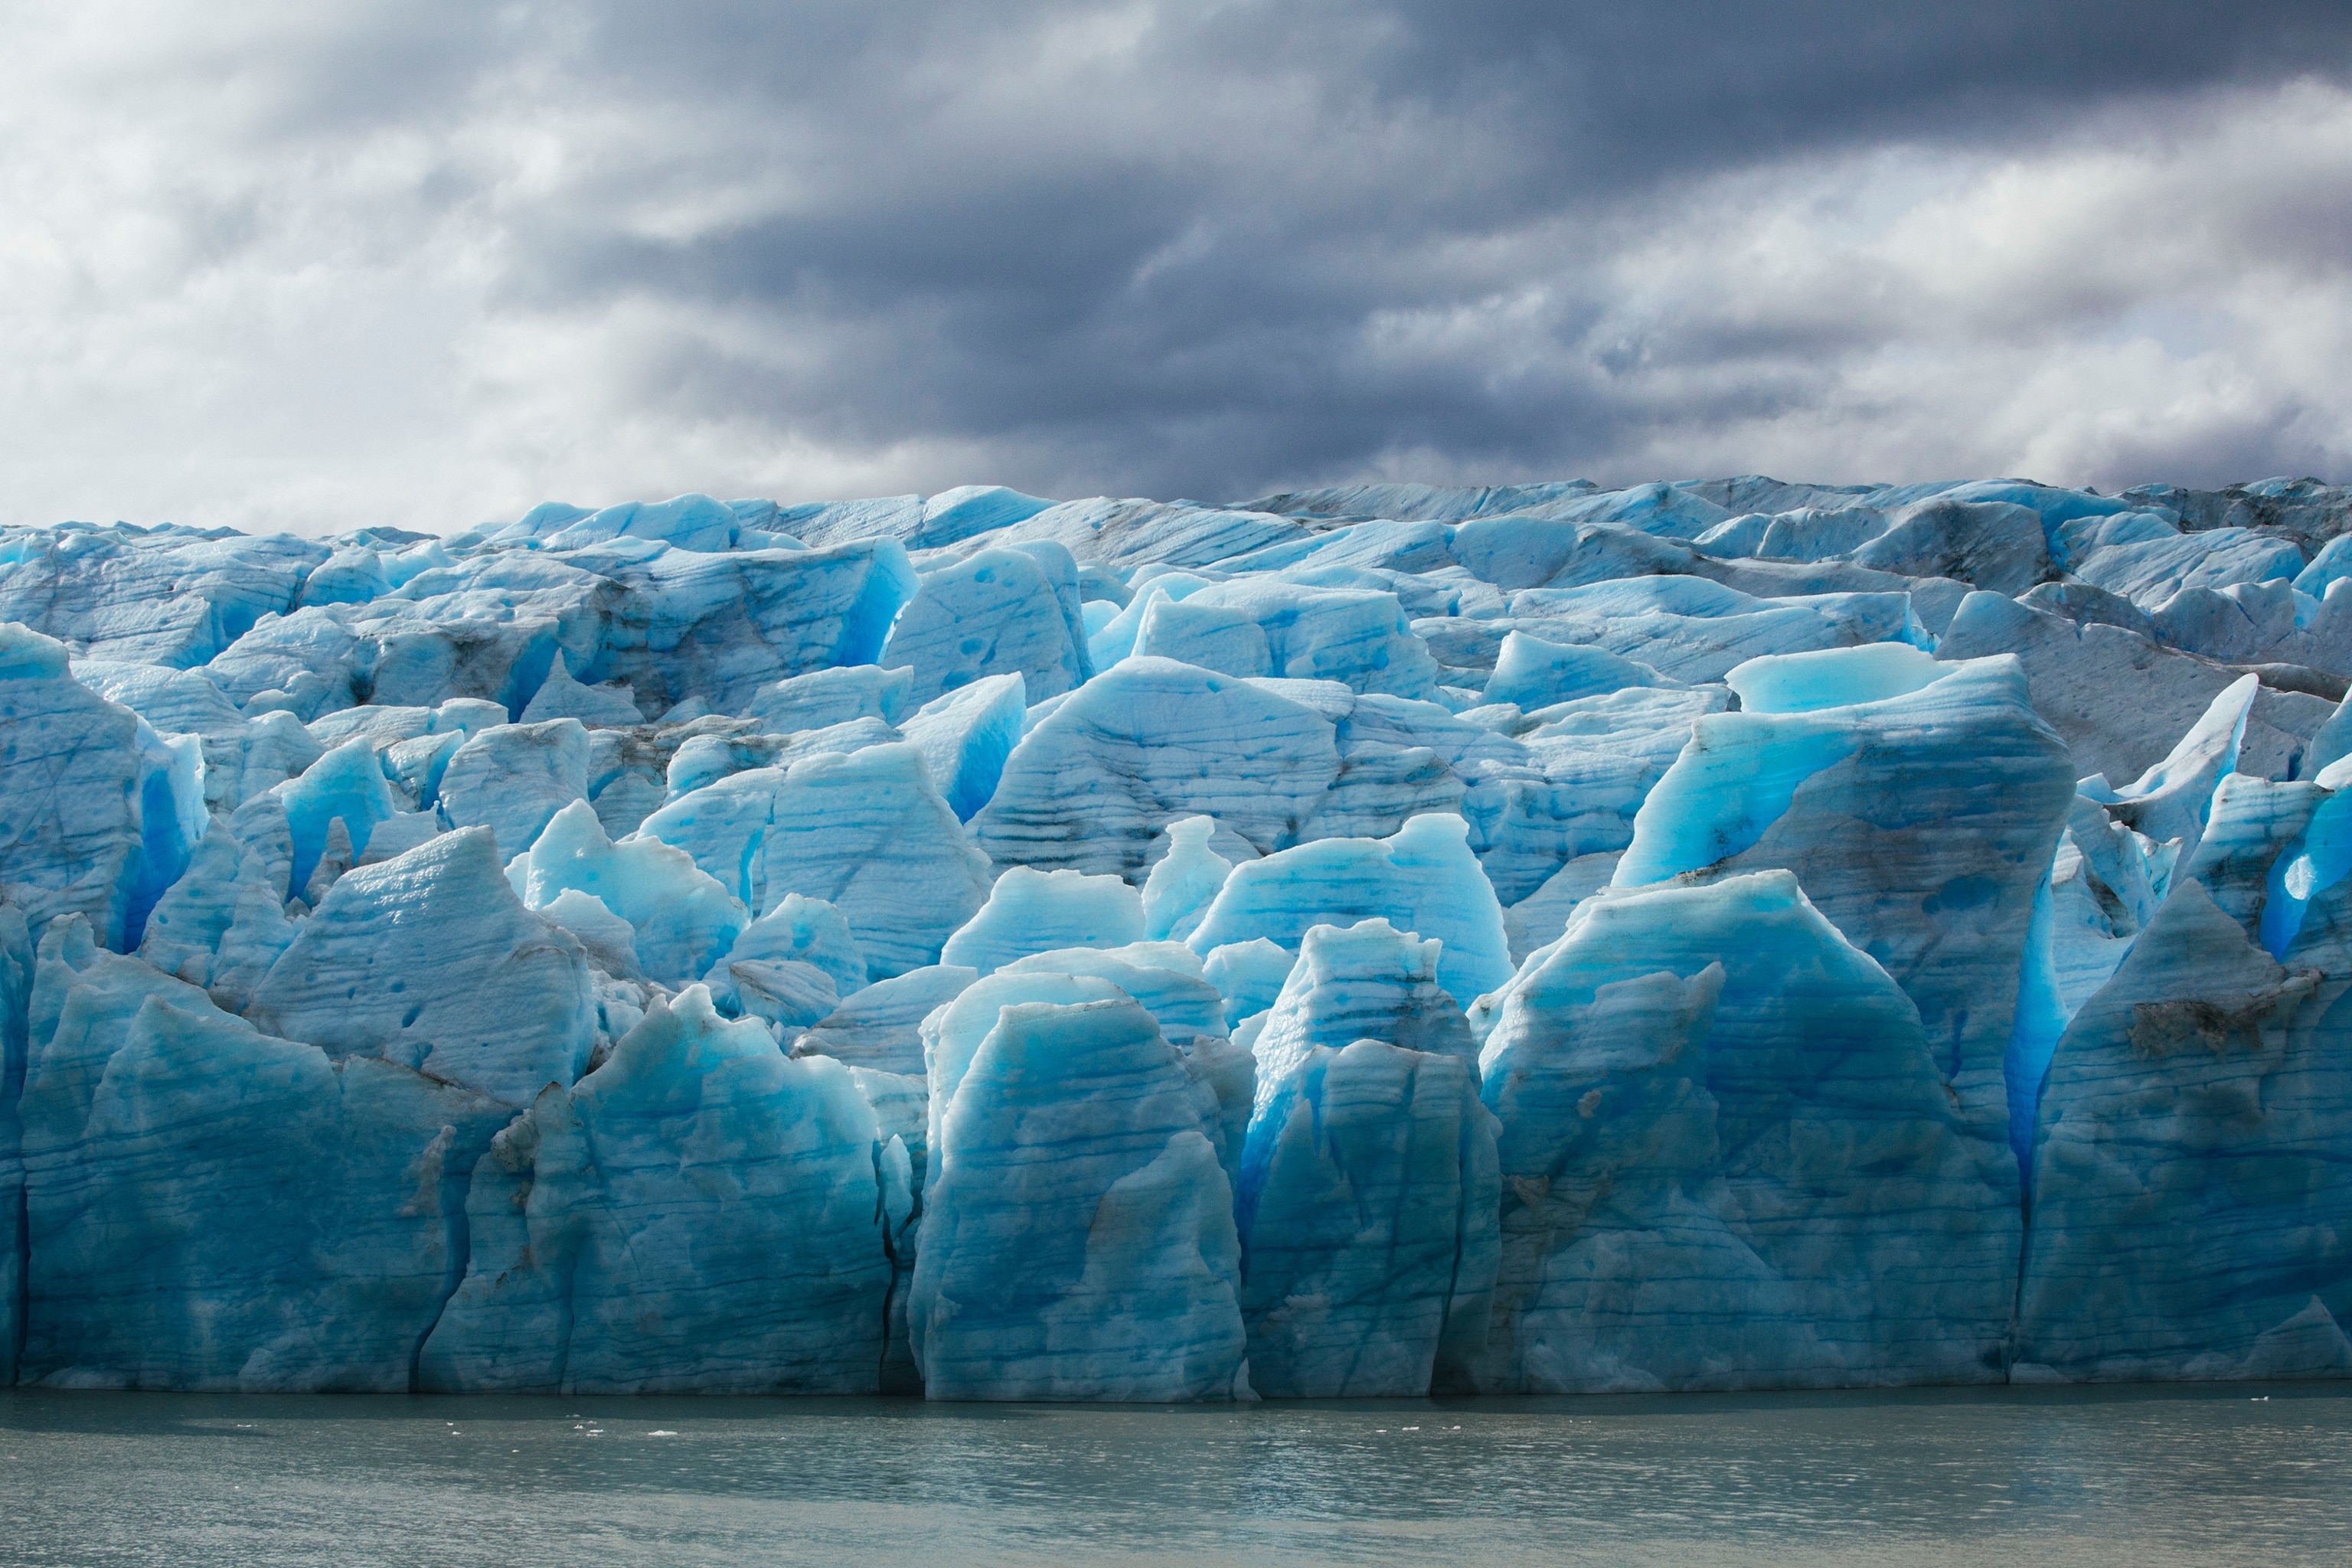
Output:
[2, 1384, 2347, 1565]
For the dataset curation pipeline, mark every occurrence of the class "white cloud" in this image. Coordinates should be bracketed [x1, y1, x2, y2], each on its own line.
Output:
[0, 5, 2344, 536]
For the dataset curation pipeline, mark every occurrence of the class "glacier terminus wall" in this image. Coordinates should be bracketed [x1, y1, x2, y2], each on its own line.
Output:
[5, 473, 2352, 1396]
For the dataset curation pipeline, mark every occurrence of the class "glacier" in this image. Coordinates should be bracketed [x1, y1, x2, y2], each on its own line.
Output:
[2, 472, 2350, 1398]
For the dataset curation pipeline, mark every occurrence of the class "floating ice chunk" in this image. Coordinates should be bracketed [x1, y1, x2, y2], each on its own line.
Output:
[420, 988, 893, 1392]
[1723, 642, 1947, 714]
[794, 964, 978, 1075]
[437, 719, 590, 858]
[1186, 815, 1511, 1010]
[972, 658, 1341, 877]
[899, 672, 1027, 822]
[1244, 920, 1476, 1122]
[519, 652, 644, 727]
[882, 545, 1091, 704]
[1142, 816, 1232, 942]
[910, 997, 1246, 1400]
[1481, 631, 1664, 708]
[506, 799, 745, 987]
[638, 743, 989, 978]
[1238, 1037, 1498, 1396]
[746, 664, 914, 731]
[942, 867, 1145, 975]
[0, 626, 204, 950]
[1470, 871, 2017, 1392]
[248, 828, 596, 1106]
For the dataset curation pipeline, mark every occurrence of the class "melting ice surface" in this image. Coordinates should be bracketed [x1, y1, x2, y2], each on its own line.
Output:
[5, 474, 2352, 1399]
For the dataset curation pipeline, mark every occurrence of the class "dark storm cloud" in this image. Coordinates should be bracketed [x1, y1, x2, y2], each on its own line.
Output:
[459, 2, 2352, 497]
[3, 2, 2350, 532]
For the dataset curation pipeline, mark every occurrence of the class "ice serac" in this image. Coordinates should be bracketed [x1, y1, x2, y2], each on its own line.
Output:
[437, 719, 590, 858]
[1617, 648, 2074, 1159]
[1187, 814, 1512, 1010]
[420, 988, 893, 1393]
[18, 987, 508, 1390]
[2017, 779, 2352, 1380]
[1482, 629, 1664, 708]
[941, 867, 1145, 974]
[1245, 920, 1478, 1118]
[1472, 872, 2019, 1391]
[1238, 1038, 1498, 1396]
[580, 537, 921, 715]
[247, 828, 596, 1106]
[746, 664, 913, 733]
[1935, 590, 2327, 786]
[0, 625, 204, 950]
[508, 799, 746, 986]
[1142, 815, 1233, 943]
[795, 965, 978, 1074]
[910, 997, 1248, 1400]
[898, 672, 1025, 822]
[972, 658, 1342, 877]
[998, 942, 1230, 1047]
[274, 736, 404, 896]
[883, 545, 1091, 704]
[519, 651, 643, 727]
[637, 743, 989, 980]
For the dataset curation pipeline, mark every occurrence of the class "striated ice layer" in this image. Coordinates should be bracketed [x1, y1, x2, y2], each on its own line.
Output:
[2016, 766, 2352, 1382]
[420, 988, 893, 1393]
[1472, 871, 2018, 1391]
[910, 997, 1248, 1401]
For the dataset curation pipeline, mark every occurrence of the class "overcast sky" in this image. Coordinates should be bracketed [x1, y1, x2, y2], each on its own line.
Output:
[5, 2, 2350, 536]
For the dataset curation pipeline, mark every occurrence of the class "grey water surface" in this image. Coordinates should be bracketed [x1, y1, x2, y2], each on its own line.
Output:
[3, 1383, 2347, 1566]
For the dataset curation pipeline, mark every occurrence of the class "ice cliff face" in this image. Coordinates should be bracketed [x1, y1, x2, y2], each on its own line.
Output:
[3, 472, 2352, 1396]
